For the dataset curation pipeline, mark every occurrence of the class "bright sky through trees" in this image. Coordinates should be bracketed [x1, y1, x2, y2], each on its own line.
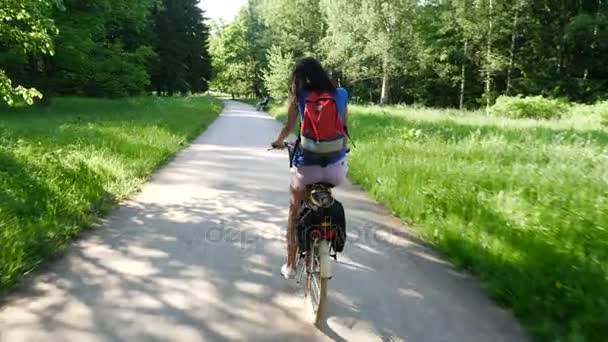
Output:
[198, 0, 246, 21]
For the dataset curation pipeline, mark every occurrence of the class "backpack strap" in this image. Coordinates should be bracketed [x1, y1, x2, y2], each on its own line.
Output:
[344, 125, 356, 148]
[291, 137, 300, 168]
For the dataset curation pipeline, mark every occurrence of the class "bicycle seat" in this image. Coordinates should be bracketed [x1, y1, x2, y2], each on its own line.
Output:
[307, 183, 335, 208]
[312, 182, 335, 189]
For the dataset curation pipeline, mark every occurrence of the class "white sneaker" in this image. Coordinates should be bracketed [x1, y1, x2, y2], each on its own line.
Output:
[280, 264, 296, 279]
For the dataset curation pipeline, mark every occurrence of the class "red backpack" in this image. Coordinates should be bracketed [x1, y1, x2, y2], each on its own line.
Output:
[299, 91, 346, 163]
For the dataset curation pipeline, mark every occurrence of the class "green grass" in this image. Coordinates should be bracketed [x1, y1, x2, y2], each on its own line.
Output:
[269, 102, 608, 341]
[0, 96, 223, 291]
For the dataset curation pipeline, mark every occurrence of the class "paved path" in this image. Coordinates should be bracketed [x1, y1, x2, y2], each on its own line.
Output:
[0, 101, 528, 341]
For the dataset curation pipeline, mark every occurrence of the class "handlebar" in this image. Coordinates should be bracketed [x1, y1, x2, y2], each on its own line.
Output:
[270, 140, 295, 150]
[269, 140, 350, 154]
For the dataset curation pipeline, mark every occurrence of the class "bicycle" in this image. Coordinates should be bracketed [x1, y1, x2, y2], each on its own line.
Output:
[273, 141, 339, 325]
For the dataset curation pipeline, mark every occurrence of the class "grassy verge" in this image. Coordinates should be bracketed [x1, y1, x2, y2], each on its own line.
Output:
[269, 102, 608, 341]
[0, 96, 223, 291]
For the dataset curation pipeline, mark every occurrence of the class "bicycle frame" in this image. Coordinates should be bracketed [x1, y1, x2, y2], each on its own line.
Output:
[277, 140, 334, 324]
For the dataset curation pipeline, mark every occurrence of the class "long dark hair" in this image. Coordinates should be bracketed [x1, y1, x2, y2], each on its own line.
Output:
[290, 57, 336, 96]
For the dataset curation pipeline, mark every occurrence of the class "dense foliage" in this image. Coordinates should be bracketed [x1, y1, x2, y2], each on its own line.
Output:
[211, 0, 608, 106]
[0, 0, 213, 104]
[263, 46, 294, 100]
[151, 0, 212, 96]
[209, 0, 270, 98]
[0, 0, 58, 105]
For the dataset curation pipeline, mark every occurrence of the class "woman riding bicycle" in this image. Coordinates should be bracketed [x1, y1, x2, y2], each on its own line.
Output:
[271, 57, 349, 279]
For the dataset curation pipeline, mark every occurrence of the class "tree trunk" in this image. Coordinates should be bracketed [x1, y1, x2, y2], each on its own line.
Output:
[586, 0, 602, 80]
[380, 55, 390, 105]
[556, 45, 562, 74]
[506, 2, 519, 94]
[485, 0, 493, 115]
[380, 73, 389, 105]
[459, 40, 468, 111]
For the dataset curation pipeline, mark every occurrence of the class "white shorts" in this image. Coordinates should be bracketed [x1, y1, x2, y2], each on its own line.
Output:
[290, 158, 348, 191]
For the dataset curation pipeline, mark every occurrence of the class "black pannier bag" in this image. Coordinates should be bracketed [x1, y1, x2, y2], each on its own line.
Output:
[296, 199, 346, 253]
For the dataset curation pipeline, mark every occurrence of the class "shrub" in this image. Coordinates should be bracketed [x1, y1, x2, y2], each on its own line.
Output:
[491, 95, 570, 119]
[85, 45, 153, 98]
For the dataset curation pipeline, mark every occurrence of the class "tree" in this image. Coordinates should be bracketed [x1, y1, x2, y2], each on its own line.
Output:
[321, 0, 416, 104]
[413, 0, 479, 108]
[259, 0, 324, 57]
[483, 0, 494, 114]
[151, 0, 213, 96]
[209, 18, 252, 97]
[0, 0, 58, 105]
[44, 0, 156, 97]
[263, 46, 294, 100]
[209, 2, 271, 98]
[242, 0, 271, 97]
[1, 0, 215, 101]
[506, 0, 524, 95]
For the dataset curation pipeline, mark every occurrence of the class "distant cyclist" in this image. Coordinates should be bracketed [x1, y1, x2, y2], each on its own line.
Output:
[271, 57, 349, 279]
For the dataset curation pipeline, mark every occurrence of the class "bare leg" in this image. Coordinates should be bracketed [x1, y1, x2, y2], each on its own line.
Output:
[287, 185, 305, 268]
